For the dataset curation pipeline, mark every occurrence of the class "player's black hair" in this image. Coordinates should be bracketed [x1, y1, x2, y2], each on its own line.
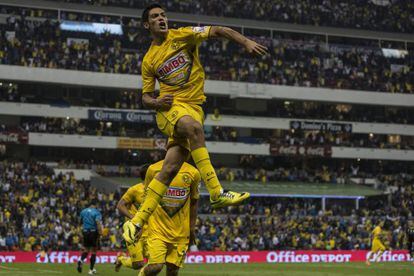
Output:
[90, 199, 98, 206]
[141, 3, 164, 24]
[139, 163, 150, 180]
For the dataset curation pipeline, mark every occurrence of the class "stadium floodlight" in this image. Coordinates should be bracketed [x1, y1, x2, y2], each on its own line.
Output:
[60, 21, 123, 35]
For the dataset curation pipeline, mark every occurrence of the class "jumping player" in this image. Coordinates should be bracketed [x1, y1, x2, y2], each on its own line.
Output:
[124, 3, 267, 244]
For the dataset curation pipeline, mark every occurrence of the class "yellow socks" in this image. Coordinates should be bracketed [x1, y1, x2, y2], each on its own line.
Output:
[191, 147, 222, 199]
[120, 256, 132, 268]
[138, 265, 147, 276]
[131, 178, 168, 226]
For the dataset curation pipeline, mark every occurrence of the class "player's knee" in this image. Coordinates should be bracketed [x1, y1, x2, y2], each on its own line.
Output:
[132, 261, 144, 270]
[146, 263, 164, 275]
[186, 121, 204, 142]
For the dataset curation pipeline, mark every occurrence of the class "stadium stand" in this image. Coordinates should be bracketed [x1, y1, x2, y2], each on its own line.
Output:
[0, 1, 413, 272]
[45, 0, 414, 33]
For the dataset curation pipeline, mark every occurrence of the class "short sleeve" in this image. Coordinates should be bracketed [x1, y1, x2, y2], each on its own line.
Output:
[95, 210, 102, 222]
[121, 187, 135, 203]
[180, 26, 211, 45]
[142, 59, 156, 94]
[190, 170, 201, 200]
[144, 165, 156, 187]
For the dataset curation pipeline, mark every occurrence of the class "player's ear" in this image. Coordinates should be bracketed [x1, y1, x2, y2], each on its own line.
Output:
[143, 22, 150, 30]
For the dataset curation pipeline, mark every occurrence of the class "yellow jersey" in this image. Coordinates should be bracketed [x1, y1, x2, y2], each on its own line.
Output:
[121, 183, 148, 237]
[145, 160, 200, 243]
[372, 226, 382, 241]
[141, 26, 211, 104]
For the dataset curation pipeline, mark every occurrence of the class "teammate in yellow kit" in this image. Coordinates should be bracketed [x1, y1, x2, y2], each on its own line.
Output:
[124, 3, 268, 244]
[138, 160, 199, 276]
[115, 166, 149, 272]
[366, 221, 387, 265]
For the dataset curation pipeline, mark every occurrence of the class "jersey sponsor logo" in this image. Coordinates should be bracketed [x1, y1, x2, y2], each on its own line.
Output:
[157, 52, 188, 78]
[164, 187, 188, 199]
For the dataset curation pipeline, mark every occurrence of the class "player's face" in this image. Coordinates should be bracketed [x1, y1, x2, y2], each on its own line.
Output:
[146, 7, 168, 35]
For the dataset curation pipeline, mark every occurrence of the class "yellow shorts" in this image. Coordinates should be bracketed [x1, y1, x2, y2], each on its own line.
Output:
[372, 239, 386, 252]
[156, 102, 204, 151]
[147, 237, 188, 268]
[127, 237, 148, 263]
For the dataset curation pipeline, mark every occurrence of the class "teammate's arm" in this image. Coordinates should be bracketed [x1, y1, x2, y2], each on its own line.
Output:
[96, 220, 103, 235]
[95, 211, 103, 235]
[209, 26, 268, 56]
[117, 198, 134, 220]
[189, 197, 198, 245]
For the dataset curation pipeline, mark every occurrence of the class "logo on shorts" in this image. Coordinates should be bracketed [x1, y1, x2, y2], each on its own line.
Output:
[170, 110, 179, 119]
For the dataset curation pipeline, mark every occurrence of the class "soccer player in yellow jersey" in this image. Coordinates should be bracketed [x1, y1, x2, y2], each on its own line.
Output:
[124, 3, 268, 244]
[115, 166, 149, 272]
[138, 160, 200, 276]
[366, 221, 386, 265]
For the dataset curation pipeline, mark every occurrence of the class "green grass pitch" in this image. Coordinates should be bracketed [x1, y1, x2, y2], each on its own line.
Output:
[1, 262, 413, 276]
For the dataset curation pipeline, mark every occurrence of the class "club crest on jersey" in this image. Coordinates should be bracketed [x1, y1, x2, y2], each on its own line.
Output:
[171, 40, 182, 50]
[157, 52, 188, 77]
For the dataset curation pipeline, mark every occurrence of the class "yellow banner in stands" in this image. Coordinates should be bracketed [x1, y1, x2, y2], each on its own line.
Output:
[117, 138, 155, 149]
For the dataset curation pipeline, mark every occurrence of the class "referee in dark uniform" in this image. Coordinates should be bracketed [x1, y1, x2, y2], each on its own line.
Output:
[77, 200, 103, 275]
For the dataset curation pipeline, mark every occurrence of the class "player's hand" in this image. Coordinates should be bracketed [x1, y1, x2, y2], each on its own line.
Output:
[122, 220, 142, 245]
[243, 39, 268, 56]
[156, 94, 173, 111]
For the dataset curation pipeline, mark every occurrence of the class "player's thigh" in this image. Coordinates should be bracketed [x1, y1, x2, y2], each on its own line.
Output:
[175, 106, 204, 138]
[156, 103, 201, 138]
[147, 238, 168, 265]
[127, 238, 145, 263]
[165, 243, 188, 268]
[156, 103, 203, 148]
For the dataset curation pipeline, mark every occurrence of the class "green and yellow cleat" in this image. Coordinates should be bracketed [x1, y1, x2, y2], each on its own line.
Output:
[114, 252, 124, 272]
[210, 190, 250, 209]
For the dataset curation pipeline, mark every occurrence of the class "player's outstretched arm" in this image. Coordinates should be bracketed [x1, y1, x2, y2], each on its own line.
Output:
[209, 26, 268, 56]
[117, 198, 134, 220]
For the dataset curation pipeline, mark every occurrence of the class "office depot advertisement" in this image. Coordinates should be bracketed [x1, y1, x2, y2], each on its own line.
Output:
[0, 250, 411, 264]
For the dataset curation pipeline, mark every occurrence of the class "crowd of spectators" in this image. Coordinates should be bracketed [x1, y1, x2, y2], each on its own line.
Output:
[19, 117, 161, 138]
[0, 14, 412, 94]
[1, 161, 412, 252]
[0, 161, 123, 251]
[47, 0, 414, 33]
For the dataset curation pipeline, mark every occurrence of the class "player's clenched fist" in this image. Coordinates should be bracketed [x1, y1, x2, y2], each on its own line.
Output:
[155, 94, 173, 111]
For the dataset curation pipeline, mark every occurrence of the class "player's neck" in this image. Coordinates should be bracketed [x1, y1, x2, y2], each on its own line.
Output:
[152, 31, 168, 45]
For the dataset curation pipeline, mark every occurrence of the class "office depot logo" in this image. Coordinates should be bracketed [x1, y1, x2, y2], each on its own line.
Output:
[1, 250, 412, 263]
